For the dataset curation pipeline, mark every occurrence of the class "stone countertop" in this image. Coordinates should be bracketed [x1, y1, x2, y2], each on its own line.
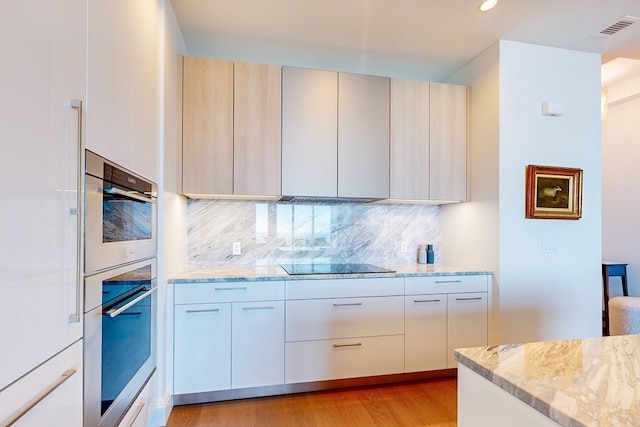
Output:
[454, 335, 640, 427]
[168, 263, 492, 283]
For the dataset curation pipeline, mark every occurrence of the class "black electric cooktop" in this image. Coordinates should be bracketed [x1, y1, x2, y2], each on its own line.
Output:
[280, 263, 395, 275]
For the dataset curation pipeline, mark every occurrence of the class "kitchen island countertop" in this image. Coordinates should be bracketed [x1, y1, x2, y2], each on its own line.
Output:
[454, 335, 640, 427]
[169, 263, 491, 283]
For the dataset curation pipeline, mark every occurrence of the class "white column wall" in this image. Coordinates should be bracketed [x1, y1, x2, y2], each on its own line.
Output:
[602, 67, 640, 297]
[445, 40, 602, 345]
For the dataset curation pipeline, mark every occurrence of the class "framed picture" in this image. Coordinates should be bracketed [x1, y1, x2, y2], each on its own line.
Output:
[525, 165, 583, 220]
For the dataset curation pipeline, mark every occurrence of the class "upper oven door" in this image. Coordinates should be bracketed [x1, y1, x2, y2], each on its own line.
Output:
[85, 151, 157, 274]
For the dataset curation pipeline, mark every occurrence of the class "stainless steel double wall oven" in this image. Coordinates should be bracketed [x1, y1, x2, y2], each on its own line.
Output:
[83, 150, 157, 427]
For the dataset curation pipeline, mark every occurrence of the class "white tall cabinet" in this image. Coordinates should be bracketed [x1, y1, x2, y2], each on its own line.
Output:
[0, 1, 85, 425]
[86, 0, 159, 181]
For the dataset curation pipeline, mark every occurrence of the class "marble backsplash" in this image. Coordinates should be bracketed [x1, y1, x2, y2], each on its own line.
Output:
[187, 200, 441, 268]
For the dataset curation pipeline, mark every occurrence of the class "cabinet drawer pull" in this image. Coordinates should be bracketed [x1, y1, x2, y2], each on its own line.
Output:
[332, 302, 363, 307]
[414, 299, 441, 303]
[186, 308, 220, 313]
[124, 402, 145, 427]
[332, 342, 362, 348]
[435, 280, 462, 284]
[214, 287, 248, 291]
[456, 297, 483, 301]
[242, 305, 275, 311]
[3, 368, 76, 427]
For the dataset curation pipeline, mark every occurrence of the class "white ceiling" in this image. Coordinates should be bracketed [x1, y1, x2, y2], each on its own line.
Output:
[171, 0, 640, 82]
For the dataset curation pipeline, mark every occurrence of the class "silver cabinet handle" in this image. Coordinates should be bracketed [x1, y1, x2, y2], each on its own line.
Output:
[242, 306, 275, 311]
[106, 286, 157, 318]
[2, 368, 76, 427]
[456, 297, 483, 301]
[333, 342, 362, 348]
[215, 287, 248, 291]
[104, 187, 157, 204]
[68, 99, 82, 324]
[435, 280, 462, 284]
[414, 299, 441, 303]
[124, 401, 145, 427]
[186, 308, 220, 313]
[333, 302, 363, 307]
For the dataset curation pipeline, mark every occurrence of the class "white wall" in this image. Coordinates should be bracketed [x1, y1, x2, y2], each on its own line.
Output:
[443, 43, 501, 344]
[602, 64, 640, 297]
[445, 40, 602, 345]
[154, 0, 188, 425]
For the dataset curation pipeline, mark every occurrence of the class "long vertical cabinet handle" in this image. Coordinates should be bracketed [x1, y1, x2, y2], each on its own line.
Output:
[68, 99, 82, 323]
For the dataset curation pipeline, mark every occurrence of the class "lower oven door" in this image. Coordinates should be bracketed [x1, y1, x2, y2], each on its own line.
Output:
[84, 260, 157, 427]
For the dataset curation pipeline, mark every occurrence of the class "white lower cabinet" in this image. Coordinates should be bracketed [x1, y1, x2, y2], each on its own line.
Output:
[174, 303, 232, 394]
[404, 295, 447, 372]
[284, 278, 405, 384]
[118, 374, 154, 427]
[404, 275, 489, 370]
[232, 301, 285, 389]
[172, 275, 489, 398]
[0, 340, 82, 427]
[447, 292, 488, 368]
[285, 335, 404, 383]
[173, 281, 285, 396]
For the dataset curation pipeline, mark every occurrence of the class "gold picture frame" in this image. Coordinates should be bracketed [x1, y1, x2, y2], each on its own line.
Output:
[525, 165, 583, 220]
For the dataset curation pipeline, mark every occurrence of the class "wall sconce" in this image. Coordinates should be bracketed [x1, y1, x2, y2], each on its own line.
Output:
[542, 101, 564, 117]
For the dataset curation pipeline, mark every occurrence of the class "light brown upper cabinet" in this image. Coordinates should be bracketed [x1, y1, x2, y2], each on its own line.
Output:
[390, 80, 467, 202]
[282, 67, 390, 199]
[182, 56, 233, 195]
[429, 82, 467, 202]
[390, 79, 431, 200]
[180, 56, 282, 197]
[234, 61, 282, 196]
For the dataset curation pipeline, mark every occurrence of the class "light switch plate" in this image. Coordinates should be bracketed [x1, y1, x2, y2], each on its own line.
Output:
[542, 239, 559, 253]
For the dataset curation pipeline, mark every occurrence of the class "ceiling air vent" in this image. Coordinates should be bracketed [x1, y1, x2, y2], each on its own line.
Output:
[598, 15, 639, 36]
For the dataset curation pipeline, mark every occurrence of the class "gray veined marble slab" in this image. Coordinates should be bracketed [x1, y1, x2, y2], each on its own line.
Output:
[168, 263, 491, 283]
[455, 335, 640, 427]
[186, 199, 442, 268]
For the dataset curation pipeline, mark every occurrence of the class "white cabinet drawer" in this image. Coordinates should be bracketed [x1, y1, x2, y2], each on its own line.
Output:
[0, 340, 82, 427]
[175, 281, 284, 304]
[405, 274, 488, 295]
[286, 296, 404, 341]
[285, 277, 403, 300]
[285, 335, 404, 383]
[118, 373, 153, 427]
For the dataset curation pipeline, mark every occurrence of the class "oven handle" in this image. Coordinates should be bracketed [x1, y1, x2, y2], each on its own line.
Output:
[106, 286, 157, 318]
[103, 187, 157, 204]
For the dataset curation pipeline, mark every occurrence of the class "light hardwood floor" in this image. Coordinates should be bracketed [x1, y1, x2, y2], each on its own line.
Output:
[166, 378, 457, 427]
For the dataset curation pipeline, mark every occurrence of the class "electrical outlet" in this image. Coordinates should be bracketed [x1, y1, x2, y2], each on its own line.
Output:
[400, 241, 408, 253]
[232, 241, 242, 255]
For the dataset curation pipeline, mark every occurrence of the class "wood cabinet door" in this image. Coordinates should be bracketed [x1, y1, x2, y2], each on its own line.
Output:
[182, 56, 233, 195]
[234, 62, 282, 196]
[338, 72, 390, 199]
[429, 82, 467, 201]
[282, 67, 338, 198]
[390, 79, 431, 200]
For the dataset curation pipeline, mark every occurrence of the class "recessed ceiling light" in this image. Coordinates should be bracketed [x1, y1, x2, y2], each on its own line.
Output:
[480, 0, 498, 12]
